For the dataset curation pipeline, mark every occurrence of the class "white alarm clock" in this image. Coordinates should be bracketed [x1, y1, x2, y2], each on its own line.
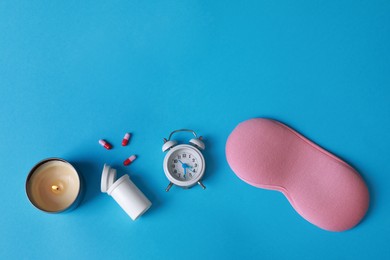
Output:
[162, 129, 206, 191]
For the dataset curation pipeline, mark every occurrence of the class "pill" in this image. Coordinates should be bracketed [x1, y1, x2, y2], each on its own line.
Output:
[122, 133, 131, 146]
[99, 139, 112, 150]
[123, 155, 137, 166]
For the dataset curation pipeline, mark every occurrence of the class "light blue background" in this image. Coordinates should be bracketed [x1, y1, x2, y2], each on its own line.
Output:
[1, 0, 389, 259]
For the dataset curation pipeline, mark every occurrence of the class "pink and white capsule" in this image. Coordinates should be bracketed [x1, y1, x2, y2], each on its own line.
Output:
[99, 139, 112, 150]
[124, 155, 137, 166]
[122, 133, 131, 146]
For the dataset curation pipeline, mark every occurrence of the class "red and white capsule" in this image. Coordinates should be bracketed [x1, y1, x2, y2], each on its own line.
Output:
[99, 139, 112, 150]
[122, 133, 131, 146]
[123, 155, 137, 166]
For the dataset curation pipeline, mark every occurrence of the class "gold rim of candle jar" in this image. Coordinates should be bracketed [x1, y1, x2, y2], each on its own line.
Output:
[25, 158, 82, 213]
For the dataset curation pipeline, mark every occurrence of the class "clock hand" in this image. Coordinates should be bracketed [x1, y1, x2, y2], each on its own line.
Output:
[179, 160, 189, 169]
[178, 160, 189, 177]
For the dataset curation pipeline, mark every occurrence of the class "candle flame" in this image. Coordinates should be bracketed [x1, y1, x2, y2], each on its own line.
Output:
[51, 182, 64, 194]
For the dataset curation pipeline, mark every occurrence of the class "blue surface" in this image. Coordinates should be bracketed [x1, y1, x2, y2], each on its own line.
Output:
[1, 1, 389, 259]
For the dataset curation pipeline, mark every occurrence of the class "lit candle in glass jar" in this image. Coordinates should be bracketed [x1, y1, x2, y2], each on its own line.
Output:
[26, 158, 82, 213]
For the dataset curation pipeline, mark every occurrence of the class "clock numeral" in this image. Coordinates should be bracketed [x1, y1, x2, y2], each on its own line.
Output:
[189, 172, 193, 177]
[174, 170, 177, 174]
[183, 154, 186, 158]
[192, 159, 195, 162]
[189, 155, 191, 158]
[178, 155, 181, 159]
[194, 163, 198, 167]
[173, 159, 178, 163]
[178, 173, 181, 178]
[171, 164, 175, 168]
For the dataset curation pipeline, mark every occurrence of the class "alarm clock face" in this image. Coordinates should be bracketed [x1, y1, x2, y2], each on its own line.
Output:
[164, 144, 205, 187]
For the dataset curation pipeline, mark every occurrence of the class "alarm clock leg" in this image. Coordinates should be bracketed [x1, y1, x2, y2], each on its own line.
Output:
[165, 182, 173, 192]
[197, 181, 206, 190]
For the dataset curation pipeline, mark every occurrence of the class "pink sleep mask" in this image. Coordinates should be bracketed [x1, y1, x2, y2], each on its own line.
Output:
[226, 118, 369, 231]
